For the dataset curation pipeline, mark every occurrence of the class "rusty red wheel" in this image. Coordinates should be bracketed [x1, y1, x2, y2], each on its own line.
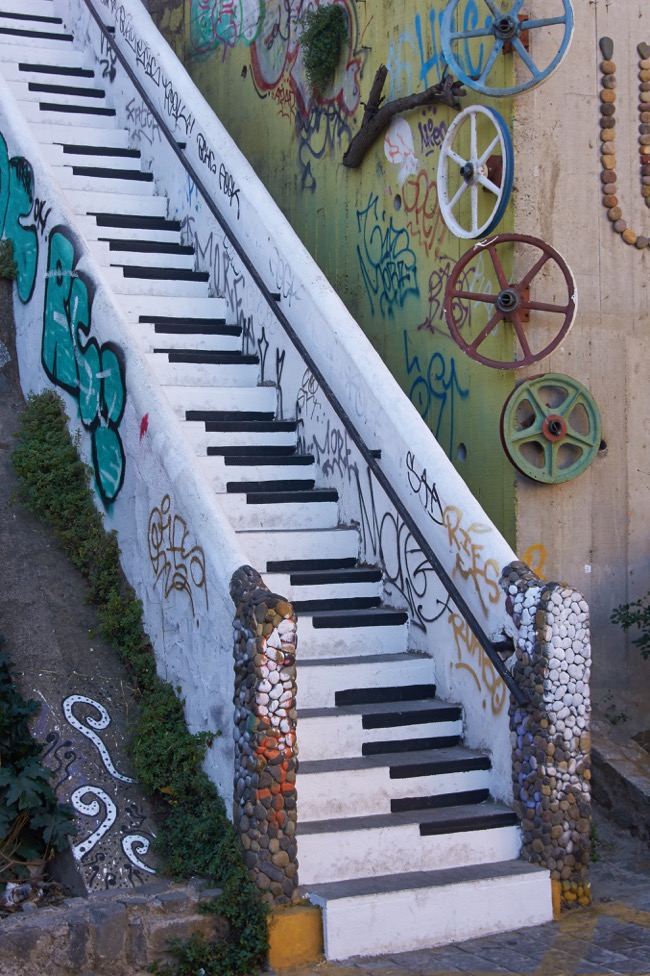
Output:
[443, 233, 577, 369]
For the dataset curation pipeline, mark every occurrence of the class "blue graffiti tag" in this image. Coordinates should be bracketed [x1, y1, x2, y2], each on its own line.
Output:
[404, 330, 469, 458]
[42, 227, 126, 505]
[357, 194, 419, 318]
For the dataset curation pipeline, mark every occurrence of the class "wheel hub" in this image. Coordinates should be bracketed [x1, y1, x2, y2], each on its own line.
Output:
[496, 288, 519, 313]
[542, 414, 567, 442]
[494, 15, 520, 40]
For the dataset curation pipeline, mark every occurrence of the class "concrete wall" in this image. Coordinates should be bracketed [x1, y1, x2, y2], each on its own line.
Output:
[147, 0, 650, 722]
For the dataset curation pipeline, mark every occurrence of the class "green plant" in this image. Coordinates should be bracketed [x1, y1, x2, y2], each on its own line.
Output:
[300, 2, 348, 96]
[600, 690, 628, 727]
[11, 391, 267, 975]
[611, 593, 650, 659]
[0, 238, 17, 280]
[0, 638, 77, 885]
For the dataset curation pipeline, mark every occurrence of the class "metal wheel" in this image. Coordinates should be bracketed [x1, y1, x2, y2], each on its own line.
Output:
[444, 233, 577, 369]
[437, 104, 513, 239]
[441, 0, 574, 97]
[500, 373, 602, 483]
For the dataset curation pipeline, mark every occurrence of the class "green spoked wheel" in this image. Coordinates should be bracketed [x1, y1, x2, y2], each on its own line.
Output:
[500, 373, 602, 483]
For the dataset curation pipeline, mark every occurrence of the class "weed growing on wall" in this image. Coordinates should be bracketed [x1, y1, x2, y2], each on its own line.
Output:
[0, 636, 77, 886]
[0, 239, 17, 280]
[611, 595, 650, 660]
[11, 391, 268, 976]
[300, 3, 348, 96]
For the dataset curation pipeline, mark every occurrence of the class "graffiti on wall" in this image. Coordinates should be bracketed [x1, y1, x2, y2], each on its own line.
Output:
[0, 133, 38, 303]
[148, 494, 209, 619]
[357, 192, 419, 317]
[449, 612, 506, 714]
[404, 330, 468, 458]
[41, 227, 127, 506]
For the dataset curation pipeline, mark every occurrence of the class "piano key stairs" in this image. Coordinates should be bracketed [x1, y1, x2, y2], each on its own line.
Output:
[0, 0, 553, 959]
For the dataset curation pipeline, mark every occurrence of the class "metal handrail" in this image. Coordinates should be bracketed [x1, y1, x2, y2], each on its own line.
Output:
[81, 0, 527, 706]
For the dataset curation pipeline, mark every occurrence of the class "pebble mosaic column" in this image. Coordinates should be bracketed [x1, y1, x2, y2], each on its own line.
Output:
[502, 561, 592, 908]
[230, 566, 299, 906]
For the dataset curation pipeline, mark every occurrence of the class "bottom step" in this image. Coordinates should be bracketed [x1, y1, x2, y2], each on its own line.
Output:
[304, 860, 552, 960]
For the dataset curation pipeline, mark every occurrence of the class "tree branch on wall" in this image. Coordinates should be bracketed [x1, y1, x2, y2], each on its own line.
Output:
[342, 66, 465, 169]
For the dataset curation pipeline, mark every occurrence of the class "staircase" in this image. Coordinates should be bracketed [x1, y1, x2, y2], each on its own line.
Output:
[0, 0, 553, 960]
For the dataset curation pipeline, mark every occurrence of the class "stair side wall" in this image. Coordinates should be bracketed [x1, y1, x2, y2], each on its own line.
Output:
[66, 0, 527, 798]
[0, 72, 251, 811]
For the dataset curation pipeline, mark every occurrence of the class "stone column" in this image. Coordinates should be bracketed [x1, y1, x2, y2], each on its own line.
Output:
[502, 561, 592, 908]
[230, 566, 299, 906]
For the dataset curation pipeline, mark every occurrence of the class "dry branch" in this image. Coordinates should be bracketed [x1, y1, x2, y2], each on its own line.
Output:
[343, 66, 465, 169]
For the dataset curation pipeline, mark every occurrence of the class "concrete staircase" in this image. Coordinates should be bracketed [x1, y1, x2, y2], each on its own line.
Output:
[0, 0, 552, 959]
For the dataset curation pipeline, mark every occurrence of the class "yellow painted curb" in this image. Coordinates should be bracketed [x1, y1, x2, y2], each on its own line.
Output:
[551, 879, 562, 920]
[267, 903, 324, 970]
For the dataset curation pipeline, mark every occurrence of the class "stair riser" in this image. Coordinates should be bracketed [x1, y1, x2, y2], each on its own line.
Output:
[90, 242, 195, 271]
[298, 715, 463, 763]
[296, 619, 409, 659]
[18, 101, 115, 126]
[134, 325, 241, 354]
[30, 123, 129, 148]
[47, 148, 142, 171]
[297, 766, 493, 822]
[201, 460, 316, 492]
[315, 871, 553, 960]
[78, 220, 181, 244]
[171, 388, 276, 420]
[118, 296, 225, 321]
[51, 169, 154, 195]
[219, 496, 339, 532]
[103, 270, 208, 297]
[0, 1, 63, 18]
[0, 62, 89, 83]
[71, 192, 168, 218]
[238, 529, 359, 567]
[298, 824, 521, 886]
[0, 33, 72, 52]
[145, 356, 259, 389]
[297, 656, 435, 710]
[184, 426, 297, 452]
[7, 82, 105, 106]
[264, 574, 382, 603]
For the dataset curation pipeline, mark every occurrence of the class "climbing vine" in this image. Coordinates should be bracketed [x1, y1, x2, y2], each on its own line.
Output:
[300, 3, 348, 96]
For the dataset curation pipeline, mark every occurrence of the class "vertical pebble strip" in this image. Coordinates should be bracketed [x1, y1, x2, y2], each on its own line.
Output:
[502, 562, 592, 908]
[230, 565, 299, 907]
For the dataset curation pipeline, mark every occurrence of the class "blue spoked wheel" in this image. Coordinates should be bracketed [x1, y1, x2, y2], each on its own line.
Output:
[437, 104, 514, 239]
[441, 0, 574, 97]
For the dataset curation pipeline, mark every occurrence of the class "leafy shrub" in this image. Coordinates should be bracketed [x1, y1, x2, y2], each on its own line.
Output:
[611, 594, 650, 659]
[0, 638, 77, 884]
[0, 239, 17, 280]
[300, 3, 348, 96]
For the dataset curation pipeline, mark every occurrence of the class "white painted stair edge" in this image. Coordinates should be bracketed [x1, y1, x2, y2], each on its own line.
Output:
[308, 862, 553, 959]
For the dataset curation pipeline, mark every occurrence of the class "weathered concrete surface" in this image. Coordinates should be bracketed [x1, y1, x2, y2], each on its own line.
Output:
[591, 716, 650, 844]
[0, 881, 228, 976]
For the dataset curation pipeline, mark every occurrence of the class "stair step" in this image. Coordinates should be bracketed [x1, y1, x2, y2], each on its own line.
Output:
[293, 596, 380, 614]
[298, 652, 436, 712]
[267, 557, 357, 572]
[19, 100, 118, 126]
[226, 479, 315, 493]
[61, 143, 140, 157]
[238, 528, 360, 568]
[110, 241, 194, 255]
[264, 568, 382, 603]
[222, 451, 312, 464]
[72, 193, 169, 217]
[92, 213, 181, 231]
[308, 607, 408, 628]
[297, 699, 463, 763]
[145, 353, 259, 388]
[297, 803, 521, 884]
[164, 350, 254, 363]
[134, 324, 241, 355]
[165, 386, 276, 420]
[28, 82, 104, 97]
[296, 611, 409, 659]
[2, 61, 93, 81]
[204, 419, 296, 433]
[200, 456, 316, 492]
[30, 123, 129, 147]
[39, 102, 115, 116]
[297, 745, 492, 822]
[219, 492, 339, 531]
[188, 409, 271, 421]
[120, 295, 226, 323]
[0, 25, 72, 42]
[336, 682, 438, 707]
[0, 43, 82, 67]
[72, 166, 153, 180]
[304, 861, 552, 959]
[391, 787, 490, 813]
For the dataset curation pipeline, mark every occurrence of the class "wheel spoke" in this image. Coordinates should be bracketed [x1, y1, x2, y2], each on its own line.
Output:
[510, 425, 545, 444]
[477, 173, 501, 196]
[478, 133, 501, 166]
[526, 385, 550, 420]
[470, 183, 479, 235]
[452, 289, 499, 304]
[470, 111, 478, 164]
[511, 36, 539, 78]
[511, 0, 526, 18]
[447, 148, 467, 168]
[469, 308, 504, 350]
[524, 299, 570, 315]
[511, 310, 532, 360]
[519, 251, 551, 289]
[483, 0, 503, 18]
[521, 16, 569, 30]
[450, 26, 495, 40]
[556, 388, 581, 418]
[566, 430, 598, 450]
[449, 179, 470, 210]
[487, 243, 510, 289]
[546, 441, 558, 480]
[478, 38, 505, 85]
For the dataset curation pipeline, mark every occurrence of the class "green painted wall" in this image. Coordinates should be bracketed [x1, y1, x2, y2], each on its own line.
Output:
[156, 0, 517, 545]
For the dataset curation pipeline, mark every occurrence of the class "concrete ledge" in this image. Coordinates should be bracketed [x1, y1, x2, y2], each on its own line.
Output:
[592, 718, 650, 844]
[267, 904, 323, 970]
[0, 881, 228, 976]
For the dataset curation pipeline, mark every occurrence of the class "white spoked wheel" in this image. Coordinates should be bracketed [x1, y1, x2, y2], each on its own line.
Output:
[437, 104, 514, 240]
